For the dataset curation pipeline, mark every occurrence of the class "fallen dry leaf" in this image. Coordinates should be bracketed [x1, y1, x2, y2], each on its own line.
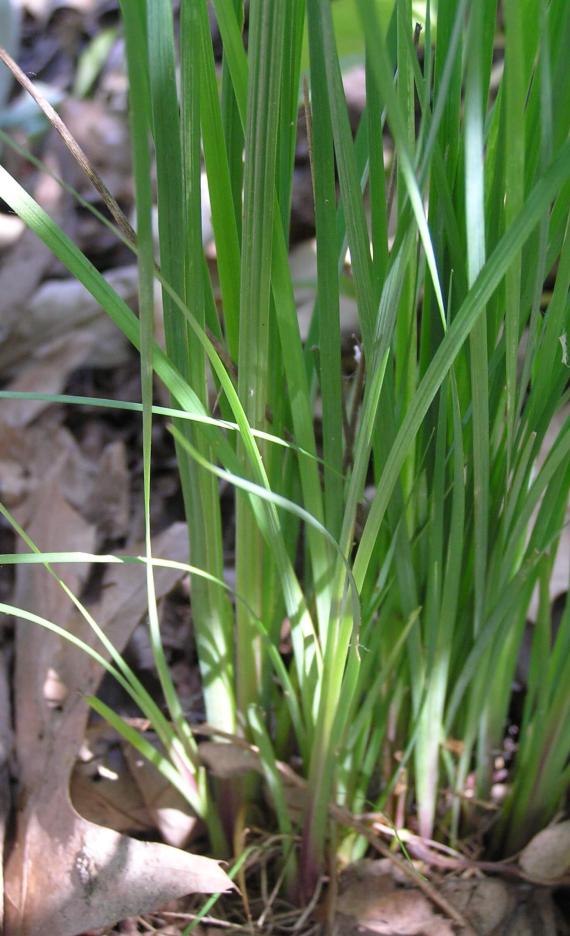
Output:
[0, 211, 25, 250]
[0, 418, 96, 528]
[518, 820, 570, 883]
[124, 740, 199, 849]
[440, 878, 514, 935]
[84, 439, 130, 540]
[334, 861, 562, 936]
[0, 421, 37, 511]
[70, 747, 154, 836]
[0, 648, 11, 933]
[334, 860, 454, 936]
[440, 876, 560, 936]
[198, 739, 261, 780]
[59, 96, 132, 198]
[4, 511, 232, 936]
[6, 811, 232, 936]
[0, 163, 63, 328]
[0, 331, 95, 427]
[12, 473, 97, 651]
[0, 264, 135, 380]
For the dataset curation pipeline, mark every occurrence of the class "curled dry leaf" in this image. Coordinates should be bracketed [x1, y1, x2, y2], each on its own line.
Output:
[518, 820, 570, 883]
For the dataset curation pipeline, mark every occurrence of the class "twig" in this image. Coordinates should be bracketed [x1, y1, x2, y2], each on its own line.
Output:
[0, 46, 137, 248]
[328, 809, 477, 934]
[191, 724, 477, 933]
[292, 876, 325, 932]
[0, 49, 240, 385]
[160, 910, 235, 928]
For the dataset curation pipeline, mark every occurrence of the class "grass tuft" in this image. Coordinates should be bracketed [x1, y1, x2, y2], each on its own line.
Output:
[1, 0, 569, 900]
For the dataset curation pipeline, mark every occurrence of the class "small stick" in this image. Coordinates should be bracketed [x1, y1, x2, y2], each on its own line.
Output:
[0, 46, 137, 248]
[192, 724, 477, 933]
[333, 813, 476, 933]
[0, 48, 240, 382]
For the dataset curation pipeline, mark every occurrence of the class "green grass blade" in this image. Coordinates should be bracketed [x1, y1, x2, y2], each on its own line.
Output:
[307, 0, 344, 538]
[353, 136, 570, 590]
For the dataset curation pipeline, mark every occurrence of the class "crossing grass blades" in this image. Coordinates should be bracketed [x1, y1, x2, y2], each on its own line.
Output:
[1, 0, 570, 929]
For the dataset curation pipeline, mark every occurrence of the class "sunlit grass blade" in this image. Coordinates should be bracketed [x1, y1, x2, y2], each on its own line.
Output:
[353, 136, 570, 590]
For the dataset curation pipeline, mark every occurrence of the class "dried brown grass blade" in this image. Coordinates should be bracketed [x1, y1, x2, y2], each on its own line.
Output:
[0, 46, 136, 247]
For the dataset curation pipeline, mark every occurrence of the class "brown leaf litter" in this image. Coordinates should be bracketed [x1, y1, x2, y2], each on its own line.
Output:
[0, 646, 11, 932]
[332, 859, 563, 936]
[0, 431, 232, 934]
[518, 821, 570, 885]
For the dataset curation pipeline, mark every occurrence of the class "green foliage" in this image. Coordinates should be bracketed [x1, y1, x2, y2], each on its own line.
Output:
[1, 0, 569, 896]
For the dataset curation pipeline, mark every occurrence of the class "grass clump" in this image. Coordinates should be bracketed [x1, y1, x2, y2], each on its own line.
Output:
[1, 0, 569, 903]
